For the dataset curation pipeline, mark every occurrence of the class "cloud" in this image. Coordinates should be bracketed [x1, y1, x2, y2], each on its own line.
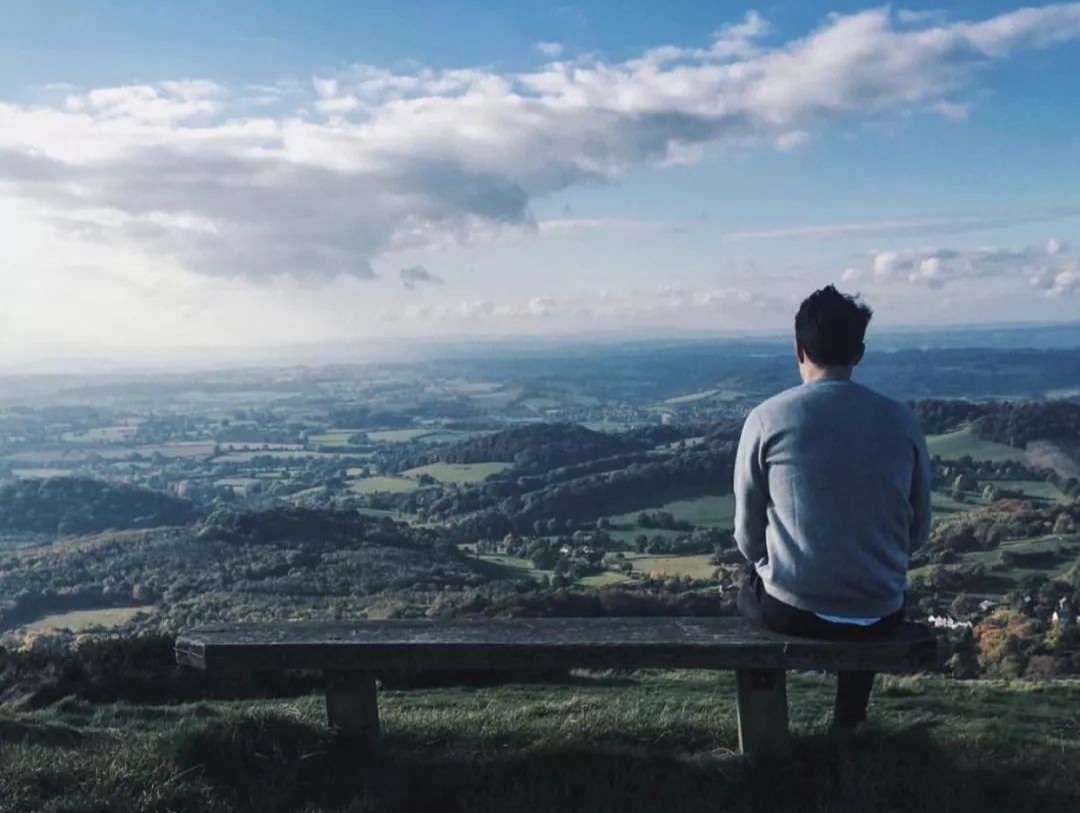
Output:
[535, 42, 565, 57]
[399, 264, 444, 289]
[1029, 266, 1080, 295]
[859, 238, 1071, 288]
[2, 4, 1080, 284]
[931, 99, 971, 120]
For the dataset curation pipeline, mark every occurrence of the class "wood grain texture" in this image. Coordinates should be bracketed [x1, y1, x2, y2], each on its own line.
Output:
[176, 617, 936, 673]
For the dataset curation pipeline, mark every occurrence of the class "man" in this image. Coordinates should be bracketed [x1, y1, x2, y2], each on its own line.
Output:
[733, 285, 932, 729]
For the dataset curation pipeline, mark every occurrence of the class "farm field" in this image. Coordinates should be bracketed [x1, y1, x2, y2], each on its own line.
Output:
[402, 461, 512, 484]
[348, 476, 418, 494]
[365, 429, 436, 443]
[609, 494, 736, 529]
[625, 553, 717, 579]
[11, 467, 74, 479]
[472, 553, 550, 582]
[985, 479, 1068, 503]
[927, 428, 1027, 463]
[22, 605, 155, 633]
[214, 450, 359, 463]
[909, 533, 1080, 600]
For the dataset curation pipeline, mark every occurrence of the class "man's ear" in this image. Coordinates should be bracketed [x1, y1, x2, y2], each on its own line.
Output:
[795, 340, 805, 364]
[851, 343, 865, 367]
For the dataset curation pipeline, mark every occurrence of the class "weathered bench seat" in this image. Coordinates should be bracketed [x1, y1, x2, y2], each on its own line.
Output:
[176, 617, 936, 756]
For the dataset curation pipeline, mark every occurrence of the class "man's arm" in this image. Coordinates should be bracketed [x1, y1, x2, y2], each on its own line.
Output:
[909, 428, 932, 553]
[733, 410, 769, 564]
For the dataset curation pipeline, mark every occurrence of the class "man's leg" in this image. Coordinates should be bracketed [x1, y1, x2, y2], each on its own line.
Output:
[738, 569, 905, 729]
[833, 671, 875, 730]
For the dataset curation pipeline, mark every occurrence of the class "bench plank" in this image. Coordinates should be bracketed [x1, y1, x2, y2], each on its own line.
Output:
[176, 617, 935, 673]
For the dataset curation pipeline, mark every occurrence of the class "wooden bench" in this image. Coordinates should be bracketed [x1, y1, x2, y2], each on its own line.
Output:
[175, 617, 936, 756]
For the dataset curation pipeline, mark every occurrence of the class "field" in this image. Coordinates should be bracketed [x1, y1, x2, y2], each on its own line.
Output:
[22, 605, 155, 633]
[987, 479, 1068, 503]
[926, 428, 1027, 463]
[626, 553, 717, 579]
[365, 429, 436, 443]
[11, 468, 74, 479]
[609, 494, 736, 529]
[0, 673, 1077, 813]
[348, 476, 418, 494]
[473, 553, 551, 582]
[401, 461, 512, 484]
[910, 533, 1080, 601]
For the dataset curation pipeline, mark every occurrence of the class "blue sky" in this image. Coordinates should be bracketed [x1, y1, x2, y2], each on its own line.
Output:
[1, 2, 1079, 352]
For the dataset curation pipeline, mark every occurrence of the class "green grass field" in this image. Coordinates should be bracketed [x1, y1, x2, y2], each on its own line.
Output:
[348, 476, 419, 494]
[910, 533, 1080, 600]
[22, 605, 155, 633]
[401, 461, 512, 484]
[610, 495, 736, 530]
[10, 468, 74, 479]
[986, 479, 1069, 503]
[473, 553, 551, 582]
[1, 673, 1077, 813]
[626, 553, 717, 579]
[366, 429, 435, 443]
[927, 428, 1027, 463]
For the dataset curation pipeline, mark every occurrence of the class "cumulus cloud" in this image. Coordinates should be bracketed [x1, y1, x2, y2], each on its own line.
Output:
[2, 4, 1080, 284]
[857, 239, 1073, 288]
[399, 264, 444, 289]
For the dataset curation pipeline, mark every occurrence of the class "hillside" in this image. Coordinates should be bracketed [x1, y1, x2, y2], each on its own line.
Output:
[0, 477, 198, 537]
[0, 513, 521, 640]
[0, 670, 1076, 812]
[426, 423, 646, 473]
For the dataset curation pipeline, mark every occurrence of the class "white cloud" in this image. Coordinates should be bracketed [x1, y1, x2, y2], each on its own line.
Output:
[1, 3, 1080, 290]
[861, 238, 1072, 288]
[535, 42, 565, 57]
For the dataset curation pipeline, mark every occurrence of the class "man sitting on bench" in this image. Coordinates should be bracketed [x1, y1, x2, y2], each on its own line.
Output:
[733, 285, 932, 730]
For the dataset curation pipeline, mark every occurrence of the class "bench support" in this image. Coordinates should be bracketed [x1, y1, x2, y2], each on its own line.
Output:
[325, 670, 380, 748]
[735, 668, 791, 757]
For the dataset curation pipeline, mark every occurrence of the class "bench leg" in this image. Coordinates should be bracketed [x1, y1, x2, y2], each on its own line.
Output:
[325, 670, 380, 748]
[735, 668, 792, 757]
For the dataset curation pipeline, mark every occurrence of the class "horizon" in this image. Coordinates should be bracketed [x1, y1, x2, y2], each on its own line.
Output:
[2, 2, 1080, 355]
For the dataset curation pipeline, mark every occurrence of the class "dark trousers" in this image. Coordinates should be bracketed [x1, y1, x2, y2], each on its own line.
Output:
[737, 569, 905, 727]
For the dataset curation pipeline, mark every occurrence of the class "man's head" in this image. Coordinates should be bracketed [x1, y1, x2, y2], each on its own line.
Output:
[794, 285, 873, 383]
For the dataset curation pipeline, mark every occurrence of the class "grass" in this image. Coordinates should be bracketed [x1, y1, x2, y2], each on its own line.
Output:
[366, 429, 435, 443]
[927, 428, 1027, 463]
[1, 673, 1077, 812]
[610, 495, 736, 530]
[349, 476, 419, 494]
[626, 554, 717, 579]
[472, 553, 551, 583]
[401, 462, 512, 484]
[10, 468, 74, 479]
[909, 533, 1080, 600]
[21, 605, 156, 633]
[986, 479, 1068, 504]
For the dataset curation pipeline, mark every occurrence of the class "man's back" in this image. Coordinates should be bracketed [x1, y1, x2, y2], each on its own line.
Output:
[733, 379, 931, 619]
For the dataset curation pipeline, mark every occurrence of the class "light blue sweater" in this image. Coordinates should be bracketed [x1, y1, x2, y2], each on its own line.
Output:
[733, 379, 932, 619]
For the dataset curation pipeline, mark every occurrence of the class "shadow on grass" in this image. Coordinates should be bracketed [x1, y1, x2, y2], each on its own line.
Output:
[163, 714, 1069, 813]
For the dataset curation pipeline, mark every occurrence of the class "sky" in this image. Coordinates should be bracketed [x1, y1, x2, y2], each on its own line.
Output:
[1, 1, 1080, 355]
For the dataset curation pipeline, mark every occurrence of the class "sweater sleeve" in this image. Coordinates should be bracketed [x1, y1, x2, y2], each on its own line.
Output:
[909, 427, 932, 554]
[733, 410, 769, 564]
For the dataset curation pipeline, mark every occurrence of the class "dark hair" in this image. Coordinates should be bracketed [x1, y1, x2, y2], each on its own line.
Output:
[794, 285, 873, 367]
